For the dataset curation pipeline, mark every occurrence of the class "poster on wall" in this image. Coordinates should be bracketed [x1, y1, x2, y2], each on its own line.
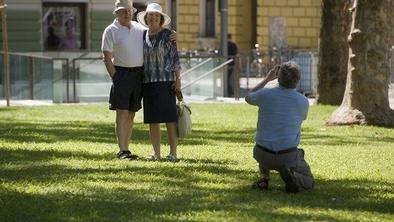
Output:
[42, 4, 84, 51]
[270, 17, 288, 50]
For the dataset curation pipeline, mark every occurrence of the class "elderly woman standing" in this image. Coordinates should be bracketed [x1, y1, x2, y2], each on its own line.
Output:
[137, 3, 181, 161]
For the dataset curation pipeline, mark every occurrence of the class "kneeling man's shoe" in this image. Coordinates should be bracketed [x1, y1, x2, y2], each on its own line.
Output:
[251, 178, 269, 190]
[279, 168, 300, 193]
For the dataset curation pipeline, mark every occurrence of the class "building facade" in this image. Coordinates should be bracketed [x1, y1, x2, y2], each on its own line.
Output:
[1, 0, 393, 53]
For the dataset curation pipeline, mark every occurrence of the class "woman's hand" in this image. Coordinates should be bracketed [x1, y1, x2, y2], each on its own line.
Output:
[174, 77, 181, 92]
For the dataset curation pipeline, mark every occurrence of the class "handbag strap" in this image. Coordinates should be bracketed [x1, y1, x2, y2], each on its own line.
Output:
[176, 90, 183, 102]
[178, 101, 191, 115]
[176, 91, 191, 114]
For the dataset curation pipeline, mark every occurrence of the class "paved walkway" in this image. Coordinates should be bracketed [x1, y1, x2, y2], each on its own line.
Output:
[1, 85, 394, 108]
[0, 100, 53, 107]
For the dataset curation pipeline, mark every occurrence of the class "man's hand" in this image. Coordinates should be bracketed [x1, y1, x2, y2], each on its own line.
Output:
[103, 51, 116, 77]
[170, 30, 177, 43]
[249, 65, 281, 92]
[265, 65, 280, 82]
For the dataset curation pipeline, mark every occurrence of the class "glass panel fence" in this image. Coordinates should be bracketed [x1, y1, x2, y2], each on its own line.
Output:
[292, 52, 318, 95]
[181, 57, 226, 100]
[75, 58, 111, 103]
[72, 57, 227, 102]
[0, 53, 54, 100]
[32, 57, 54, 100]
[52, 59, 69, 103]
[10, 55, 30, 100]
[0, 51, 331, 103]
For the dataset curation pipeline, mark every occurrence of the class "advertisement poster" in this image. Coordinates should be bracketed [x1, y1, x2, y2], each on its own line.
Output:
[42, 6, 82, 51]
[270, 17, 288, 50]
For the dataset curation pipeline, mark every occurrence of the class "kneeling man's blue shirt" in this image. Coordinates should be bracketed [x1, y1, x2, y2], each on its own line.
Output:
[248, 87, 309, 151]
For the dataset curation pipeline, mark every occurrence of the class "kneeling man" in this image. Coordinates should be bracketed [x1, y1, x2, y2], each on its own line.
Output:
[245, 61, 314, 193]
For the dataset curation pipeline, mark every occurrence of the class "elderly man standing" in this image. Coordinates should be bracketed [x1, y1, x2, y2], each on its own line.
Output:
[101, 0, 146, 160]
[245, 61, 315, 193]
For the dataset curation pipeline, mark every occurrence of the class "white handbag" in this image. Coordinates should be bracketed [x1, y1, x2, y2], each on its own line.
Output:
[176, 92, 192, 137]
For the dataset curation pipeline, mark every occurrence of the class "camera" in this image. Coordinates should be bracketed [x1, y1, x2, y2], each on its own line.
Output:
[275, 65, 281, 76]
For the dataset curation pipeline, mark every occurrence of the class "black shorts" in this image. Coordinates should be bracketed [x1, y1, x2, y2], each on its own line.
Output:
[142, 81, 177, 123]
[109, 66, 143, 112]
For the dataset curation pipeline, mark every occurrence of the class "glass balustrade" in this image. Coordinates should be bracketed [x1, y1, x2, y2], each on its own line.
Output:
[0, 53, 54, 100]
[0, 51, 328, 103]
[180, 57, 226, 100]
[75, 58, 111, 103]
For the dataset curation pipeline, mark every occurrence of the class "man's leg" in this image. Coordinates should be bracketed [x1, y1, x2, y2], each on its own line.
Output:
[279, 149, 314, 193]
[252, 146, 272, 189]
[116, 109, 136, 158]
[292, 149, 314, 190]
[227, 67, 234, 97]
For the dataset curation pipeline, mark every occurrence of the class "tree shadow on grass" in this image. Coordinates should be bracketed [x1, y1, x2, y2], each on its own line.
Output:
[0, 147, 111, 163]
[1, 177, 392, 222]
[0, 148, 392, 221]
[2, 119, 393, 149]
[179, 127, 256, 146]
[0, 120, 150, 145]
[180, 157, 238, 165]
[0, 119, 257, 146]
[0, 107, 20, 112]
[301, 126, 394, 146]
[183, 124, 394, 147]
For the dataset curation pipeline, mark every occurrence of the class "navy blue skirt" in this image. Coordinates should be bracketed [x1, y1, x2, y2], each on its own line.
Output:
[142, 81, 177, 123]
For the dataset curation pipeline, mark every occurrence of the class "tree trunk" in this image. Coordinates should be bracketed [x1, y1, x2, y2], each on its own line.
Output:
[328, 0, 394, 126]
[391, 0, 394, 46]
[316, 0, 352, 105]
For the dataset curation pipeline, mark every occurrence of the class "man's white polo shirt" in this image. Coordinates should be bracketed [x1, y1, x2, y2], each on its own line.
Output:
[101, 19, 147, 68]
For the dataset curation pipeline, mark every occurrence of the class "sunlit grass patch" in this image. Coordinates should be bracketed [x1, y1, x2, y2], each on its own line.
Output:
[0, 104, 393, 222]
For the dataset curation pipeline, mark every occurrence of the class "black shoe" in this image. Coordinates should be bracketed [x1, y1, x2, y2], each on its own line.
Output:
[279, 167, 300, 193]
[117, 150, 138, 160]
[251, 178, 269, 190]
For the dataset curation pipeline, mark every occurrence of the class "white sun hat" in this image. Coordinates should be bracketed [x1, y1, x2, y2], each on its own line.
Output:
[137, 3, 171, 27]
[113, 0, 137, 15]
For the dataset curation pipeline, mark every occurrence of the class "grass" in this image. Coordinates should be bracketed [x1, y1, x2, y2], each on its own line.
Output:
[0, 103, 393, 222]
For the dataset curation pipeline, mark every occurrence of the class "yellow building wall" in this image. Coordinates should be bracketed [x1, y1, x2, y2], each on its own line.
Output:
[228, 0, 253, 52]
[256, 0, 321, 51]
[170, 1, 200, 50]
[171, 0, 254, 52]
[170, 0, 322, 52]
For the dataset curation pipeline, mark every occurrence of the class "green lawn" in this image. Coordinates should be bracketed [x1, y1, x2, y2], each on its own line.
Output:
[0, 104, 393, 222]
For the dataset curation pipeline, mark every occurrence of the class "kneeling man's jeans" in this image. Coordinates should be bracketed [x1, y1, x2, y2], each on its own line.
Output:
[253, 145, 315, 191]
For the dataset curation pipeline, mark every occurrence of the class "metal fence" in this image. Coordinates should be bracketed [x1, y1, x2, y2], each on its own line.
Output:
[0, 53, 54, 100]
[0, 52, 230, 103]
[1, 50, 323, 103]
[237, 50, 318, 97]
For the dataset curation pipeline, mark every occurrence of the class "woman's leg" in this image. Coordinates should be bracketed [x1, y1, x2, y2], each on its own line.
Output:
[149, 123, 161, 158]
[166, 122, 178, 157]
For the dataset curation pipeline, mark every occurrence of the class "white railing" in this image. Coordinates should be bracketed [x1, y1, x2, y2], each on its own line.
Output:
[182, 59, 233, 90]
